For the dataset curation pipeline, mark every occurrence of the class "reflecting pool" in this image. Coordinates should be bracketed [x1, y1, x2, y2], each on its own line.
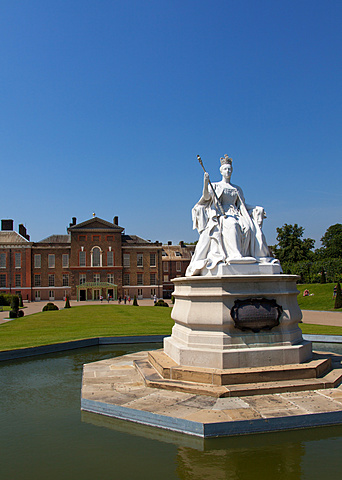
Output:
[1, 343, 342, 479]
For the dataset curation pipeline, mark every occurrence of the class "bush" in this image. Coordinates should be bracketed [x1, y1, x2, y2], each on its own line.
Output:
[154, 299, 169, 307]
[64, 296, 71, 308]
[19, 294, 24, 308]
[133, 295, 139, 306]
[0, 294, 14, 306]
[17, 310, 24, 317]
[335, 283, 342, 309]
[42, 303, 59, 312]
[9, 310, 17, 318]
[11, 295, 19, 312]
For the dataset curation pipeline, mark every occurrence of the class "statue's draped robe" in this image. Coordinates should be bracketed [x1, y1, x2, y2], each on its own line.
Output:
[186, 182, 270, 276]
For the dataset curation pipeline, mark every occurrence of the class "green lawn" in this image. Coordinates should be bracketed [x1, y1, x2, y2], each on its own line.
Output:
[297, 283, 342, 312]
[0, 305, 174, 352]
[1, 298, 342, 353]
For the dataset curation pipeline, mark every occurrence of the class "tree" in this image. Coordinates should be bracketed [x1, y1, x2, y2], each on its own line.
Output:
[319, 224, 342, 259]
[335, 282, 342, 309]
[273, 224, 315, 264]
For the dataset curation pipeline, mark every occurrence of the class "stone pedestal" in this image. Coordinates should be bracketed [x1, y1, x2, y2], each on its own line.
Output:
[164, 275, 312, 369]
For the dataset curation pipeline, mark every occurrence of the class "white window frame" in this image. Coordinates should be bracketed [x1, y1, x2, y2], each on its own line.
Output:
[79, 273, 86, 285]
[123, 254, 130, 267]
[48, 254, 55, 269]
[79, 251, 86, 267]
[107, 273, 114, 284]
[91, 247, 102, 267]
[48, 274, 55, 287]
[49, 290, 55, 301]
[150, 273, 156, 285]
[0, 253, 6, 269]
[163, 262, 168, 272]
[35, 290, 41, 301]
[34, 274, 41, 287]
[123, 273, 130, 285]
[15, 274, 21, 287]
[62, 254, 69, 268]
[62, 274, 69, 286]
[137, 253, 143, 267]
[34, 254, 41, 268]
[150, 253, 156, 267]
[137, 273, 143, 285]
[107, 250, 114, 266]
[0, 274, 6, 287]
[15, 252, 21, 268]
[93, 273, 100, 284]
[176, 261, 181, 272]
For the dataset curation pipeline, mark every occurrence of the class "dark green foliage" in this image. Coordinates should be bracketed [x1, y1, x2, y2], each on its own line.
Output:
[273, 224, 315, 264]
[0, 294, 17, 306]
[335, 283, 342, 309]
[319, 224, 342, 259]
[64, 296, 71, 308]
[10, 295, 20, 317]
[133, 295, 139, 306]
[17, 309, 24, 317]
[281, 258, 342, 284]
[320, 268, 327, 284]
[154, 299, 169, 307]
[171, 295, 175, 304]
[42, 303, 59, 312]
[19, 293, 24, 308]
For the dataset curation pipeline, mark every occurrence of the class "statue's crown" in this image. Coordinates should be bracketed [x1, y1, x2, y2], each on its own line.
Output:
[220, 154, 232, 166]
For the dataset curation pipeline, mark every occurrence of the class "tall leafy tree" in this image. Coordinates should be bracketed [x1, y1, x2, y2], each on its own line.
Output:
[319, 224, 342, 259]
[273, 224, 315, 263]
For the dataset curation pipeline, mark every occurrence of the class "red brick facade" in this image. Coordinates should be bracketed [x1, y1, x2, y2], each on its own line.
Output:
[0, 216, 164, 302]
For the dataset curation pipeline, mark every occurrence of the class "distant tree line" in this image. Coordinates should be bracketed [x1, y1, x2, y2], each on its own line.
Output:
[271, 223, 342, 283]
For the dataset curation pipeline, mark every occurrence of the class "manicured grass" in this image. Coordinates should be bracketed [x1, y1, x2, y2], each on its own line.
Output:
[300, 323, 342, 336]
[0, 305, 174, 352]
[297, 283, 342, 312]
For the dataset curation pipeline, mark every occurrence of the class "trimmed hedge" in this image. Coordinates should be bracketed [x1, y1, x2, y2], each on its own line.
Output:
[42, 303, 59, 312]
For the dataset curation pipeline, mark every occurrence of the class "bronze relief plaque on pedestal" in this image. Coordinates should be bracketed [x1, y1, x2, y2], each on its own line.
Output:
[231, 298, 283, 333]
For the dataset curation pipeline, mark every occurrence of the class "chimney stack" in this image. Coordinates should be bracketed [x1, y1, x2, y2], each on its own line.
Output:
[168, 241, 172, 245]
[69, 217, 77, 228]
[113, 216, 119, 226]
[18, 224, 30, 240]
[1, 219, 13, 231]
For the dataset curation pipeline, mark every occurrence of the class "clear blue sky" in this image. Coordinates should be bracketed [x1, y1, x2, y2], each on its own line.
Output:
[1, 0, 341, 248]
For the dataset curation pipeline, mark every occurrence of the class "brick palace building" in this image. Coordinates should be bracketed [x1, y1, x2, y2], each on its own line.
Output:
[0, 216, 194, 302]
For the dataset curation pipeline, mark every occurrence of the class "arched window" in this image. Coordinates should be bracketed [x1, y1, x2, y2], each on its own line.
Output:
[91, 247, 102, 267]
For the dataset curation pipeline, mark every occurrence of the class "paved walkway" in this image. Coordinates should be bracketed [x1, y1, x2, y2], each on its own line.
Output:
[1, 299, 342, 327]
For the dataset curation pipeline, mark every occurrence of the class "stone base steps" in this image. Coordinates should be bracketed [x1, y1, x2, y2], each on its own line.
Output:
[133, 350, 342, 398]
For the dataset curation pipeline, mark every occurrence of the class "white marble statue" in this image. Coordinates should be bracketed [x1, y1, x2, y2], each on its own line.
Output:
[186, 154, 279, 276]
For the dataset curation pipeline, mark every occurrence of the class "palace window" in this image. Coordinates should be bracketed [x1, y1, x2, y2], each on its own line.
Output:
[163, 262, 168, 272]
[150, 253, 156, 267]
[34, 275, 41, 287]
[15, 252, 21, 268]
[62, 254, 69, 268]
[123, 254, 130, 267]
[123, 273, 130, 285]
[137, 253, 143, 267]
[91, 247, 101, 267]
[107, 274, 114, 284]
[15, 274, 21, 287]
[35, 290, 40, 301]
[137, 273, 143, 285]
[79, 274, 86, 285]
[49, 290, 55, 300]
[93, 274, 100, 284]
[176, 262, 181, 272]
[48, 274, 55, 287]
[48, 254, 55, 268]
[0, 253, 6, 269]
[0, 274, 6, 287]
[34, 254, 41, 268]
[79, 251, 86, 266]
[163, 275, 168, 282]
[62, 274, 69, 287]
[107, 251, 114, 266]
[150, 273, 156, 285]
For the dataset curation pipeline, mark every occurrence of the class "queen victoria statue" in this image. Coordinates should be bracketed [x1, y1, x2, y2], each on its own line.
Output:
[186, 154, 281, 276]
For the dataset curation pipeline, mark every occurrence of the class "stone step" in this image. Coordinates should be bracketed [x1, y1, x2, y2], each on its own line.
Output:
[148, 350, 332, 386]
[134, 358, 342, 398]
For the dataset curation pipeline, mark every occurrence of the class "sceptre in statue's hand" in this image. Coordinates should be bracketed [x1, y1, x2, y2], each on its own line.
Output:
[197, 155, 226, 217]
